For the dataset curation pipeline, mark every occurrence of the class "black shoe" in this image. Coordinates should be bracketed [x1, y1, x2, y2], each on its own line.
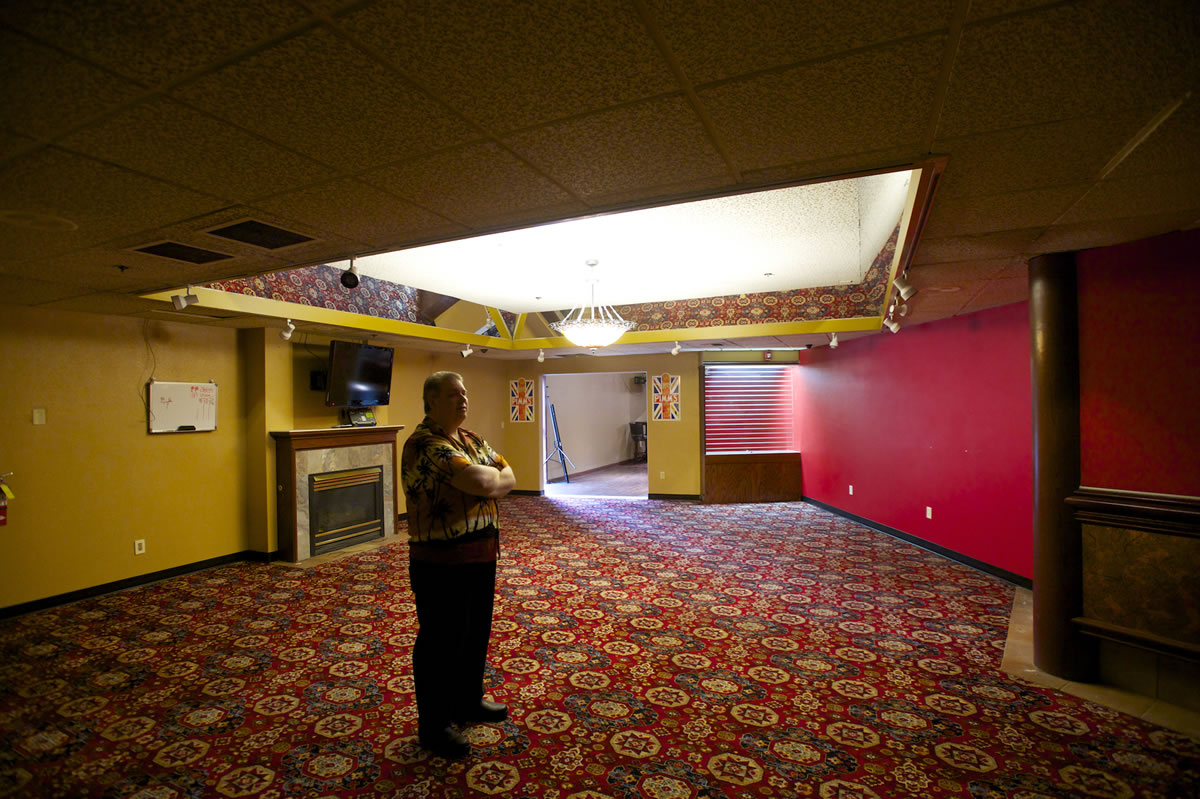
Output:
[419, 725, 470, 759]
[455, 699, 509, 724]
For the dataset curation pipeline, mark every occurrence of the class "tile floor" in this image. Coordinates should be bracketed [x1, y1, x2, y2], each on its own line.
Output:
[1001, 587, 1200, 738]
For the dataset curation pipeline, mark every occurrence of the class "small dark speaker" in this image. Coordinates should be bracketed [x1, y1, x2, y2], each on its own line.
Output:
[310, 370, 328, 391]
[633, 375, 646, 385]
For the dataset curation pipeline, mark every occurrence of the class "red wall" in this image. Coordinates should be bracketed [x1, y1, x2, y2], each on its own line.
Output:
[796, 302, 1033, 578]
[1077, 229, 1200, 497]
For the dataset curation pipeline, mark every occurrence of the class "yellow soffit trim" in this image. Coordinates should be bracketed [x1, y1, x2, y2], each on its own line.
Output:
[142, 287, 885, 350]
[485, 307, 512, 339]
[140, 287, 494, 347]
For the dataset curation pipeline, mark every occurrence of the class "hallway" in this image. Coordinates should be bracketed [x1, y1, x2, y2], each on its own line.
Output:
[545, 462, 648, 499]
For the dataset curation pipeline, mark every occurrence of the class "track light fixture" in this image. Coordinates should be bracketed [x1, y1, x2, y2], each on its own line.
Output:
[171, 287, 198, 310]
[460, 344, 473, 358]
[537, 349, 545, 363]
[828, 332, 839, 349]
[894, 273, 917, 301]
[341, 257, 360, 289]
[884, 317, 901, 333]
[670, 341, 681, 355]
[280, 319, 295, 341]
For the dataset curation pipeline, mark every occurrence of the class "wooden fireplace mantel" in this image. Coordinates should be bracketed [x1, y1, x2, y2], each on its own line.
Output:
[271, 426, 404, 562]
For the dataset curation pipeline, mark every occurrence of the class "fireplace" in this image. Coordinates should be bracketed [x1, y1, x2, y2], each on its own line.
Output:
[270, 426, 404, 563]
[309, 466, 385, 555]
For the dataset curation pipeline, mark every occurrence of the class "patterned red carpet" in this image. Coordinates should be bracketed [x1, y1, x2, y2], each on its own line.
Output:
[2, 497, 1196, 798]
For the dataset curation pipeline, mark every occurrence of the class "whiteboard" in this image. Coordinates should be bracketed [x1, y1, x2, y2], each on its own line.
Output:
[147, 381, 218, 433]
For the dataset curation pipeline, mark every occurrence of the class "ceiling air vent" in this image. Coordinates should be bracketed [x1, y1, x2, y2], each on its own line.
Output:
[207, 220, 313, 249]
[135, 242, 232, 264]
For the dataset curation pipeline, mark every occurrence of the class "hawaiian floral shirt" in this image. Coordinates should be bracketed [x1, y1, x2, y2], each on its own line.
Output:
[401, 417, 509, 543]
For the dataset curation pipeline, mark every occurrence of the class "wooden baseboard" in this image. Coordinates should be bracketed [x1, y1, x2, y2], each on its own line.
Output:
[804, 497, 1032, 588]
[1, 550, 279, 620]
[648, 493, 702, 501]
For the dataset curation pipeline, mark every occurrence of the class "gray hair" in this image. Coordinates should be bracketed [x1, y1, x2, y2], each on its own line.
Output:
[422, 371, 463, 413]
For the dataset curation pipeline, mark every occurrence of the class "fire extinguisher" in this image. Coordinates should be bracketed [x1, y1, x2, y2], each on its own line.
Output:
[0, 472, 12, 527]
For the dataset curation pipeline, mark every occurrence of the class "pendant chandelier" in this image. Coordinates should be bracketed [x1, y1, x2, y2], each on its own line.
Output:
[549, 260, 636, 348]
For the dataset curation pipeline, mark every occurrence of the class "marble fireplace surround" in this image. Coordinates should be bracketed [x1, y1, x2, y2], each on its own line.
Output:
[270, 426, 403, 562]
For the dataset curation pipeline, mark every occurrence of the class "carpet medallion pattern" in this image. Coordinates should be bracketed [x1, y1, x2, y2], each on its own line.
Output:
[1, 498, 1196, 797]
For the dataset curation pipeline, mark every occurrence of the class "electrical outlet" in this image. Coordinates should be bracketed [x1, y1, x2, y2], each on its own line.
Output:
[849, 485, 854, 495]
[659, 471, 665, 480]
[134, 539, 146, 555]
[926, 506, 932, 519]
[32, 408, 46, 425]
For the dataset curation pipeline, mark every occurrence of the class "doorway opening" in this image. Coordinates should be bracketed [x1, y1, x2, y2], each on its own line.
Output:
[543, 371, 648, 499]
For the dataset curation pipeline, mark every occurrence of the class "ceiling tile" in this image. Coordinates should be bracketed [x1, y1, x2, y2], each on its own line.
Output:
[0, 274, 91, 305]
[0, 128, 39, 162]
[3, 247, 195, 292]
[252, 178, 468, 250]
[172, 26, 478, 172]
[968, 0, 1065, 21]
[338, 0, 677, 132]
[700, 35, 945, 170]
[0, 148, 226, 261]
[504, 97, 729, 203]
[0, 29, 145, 140]
[360, 142, 585, 229]
[1033, 210, 1200, 254]
[911, 258, 1017, 286]
[1108, 96, 1200, 180]
[940, 1, 1200, 138]
[39, 291, 176, 316]
[739, 146, 920, 187]
[922, 185, 1082, 238]
[648, 0, 954, 85]
[58, 98, 337, 203]
[1058, 169, 1200, 225]
[934, 109, 1153, 199]
[956, 276, 1028, 314]
[0, 0, 312, 87]
[912, 227, 1043, 265]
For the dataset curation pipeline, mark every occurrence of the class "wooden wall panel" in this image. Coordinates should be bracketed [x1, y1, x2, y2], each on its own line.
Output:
[704, 453, 802, 504]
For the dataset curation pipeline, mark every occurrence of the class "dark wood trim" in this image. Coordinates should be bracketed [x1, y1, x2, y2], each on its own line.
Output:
[509, 489, 545, 497]
[1068, 487, 1200, 538]
[0, 550, 279, 620]
[269, 425, 405, 450]
[704, 452, 802, 465]
[1028, 251, 1091, 680]
[1074, 616, 1200, 662]
[804, 497, 1033, 589]
[648, 493, 702, 501]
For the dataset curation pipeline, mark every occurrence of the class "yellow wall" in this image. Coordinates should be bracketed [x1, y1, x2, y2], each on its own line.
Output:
[0, 307, 249, 608]
[0, 305, 688, 609]
[504, 353, 702, 496]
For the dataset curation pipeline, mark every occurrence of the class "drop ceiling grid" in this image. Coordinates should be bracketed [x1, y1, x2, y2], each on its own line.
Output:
[357, 142, 586, 230]
[335, 0, 680, 134]
[55, 97, 341, 205]
[168, 26, 481, 173]
[250, 177, 469, 249]
[500, 96, 730, 204]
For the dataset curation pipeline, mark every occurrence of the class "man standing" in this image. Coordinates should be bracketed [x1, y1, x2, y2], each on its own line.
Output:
[400, 371, 515, 758]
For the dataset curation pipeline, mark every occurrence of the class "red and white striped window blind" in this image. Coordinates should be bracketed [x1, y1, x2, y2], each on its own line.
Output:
[703, 364, 797, 454]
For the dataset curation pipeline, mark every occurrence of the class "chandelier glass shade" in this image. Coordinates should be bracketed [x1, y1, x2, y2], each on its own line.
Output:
[549, 265, 636, 348]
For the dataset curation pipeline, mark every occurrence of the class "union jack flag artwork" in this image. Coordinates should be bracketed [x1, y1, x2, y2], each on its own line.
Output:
[510, 378, 535, 423]
[652, 373, 680, 421]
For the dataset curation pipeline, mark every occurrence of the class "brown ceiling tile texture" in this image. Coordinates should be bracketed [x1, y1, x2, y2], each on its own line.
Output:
[0, 0, 1197, 346]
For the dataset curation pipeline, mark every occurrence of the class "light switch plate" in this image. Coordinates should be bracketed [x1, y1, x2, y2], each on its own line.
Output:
[32, 408, 46, 425]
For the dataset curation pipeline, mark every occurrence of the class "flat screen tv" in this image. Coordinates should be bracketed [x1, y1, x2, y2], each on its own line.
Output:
[325, 340, 393, 407]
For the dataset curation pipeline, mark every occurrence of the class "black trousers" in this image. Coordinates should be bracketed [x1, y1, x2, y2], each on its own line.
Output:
[408, 558, 497, 732]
